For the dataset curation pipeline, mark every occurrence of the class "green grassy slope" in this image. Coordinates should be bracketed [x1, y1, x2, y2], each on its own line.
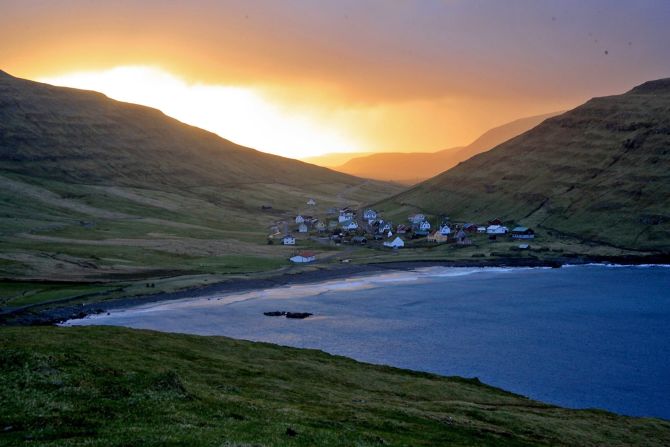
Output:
[333, 113, 560, 184]
[1, 326, 668, 446]
[377, 79, 670, 252]
[0, 70, 402, 285]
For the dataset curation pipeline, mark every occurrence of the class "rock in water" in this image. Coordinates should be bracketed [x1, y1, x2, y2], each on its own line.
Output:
[285, 312, 313, 319]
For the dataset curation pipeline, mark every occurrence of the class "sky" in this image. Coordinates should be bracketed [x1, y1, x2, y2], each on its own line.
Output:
[1, 0, 669, 159]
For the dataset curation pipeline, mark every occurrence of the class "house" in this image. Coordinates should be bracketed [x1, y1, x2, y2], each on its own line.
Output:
[363, 209, 378, 221]
[352, 236, 367, 245]
[290, 251, 316, 263]
[306, 198, 316, 206]
[438, 224, 451, 236]
[489, 218, 503, 226]
[338, 211, 354, 223]
[463, 223, 478, 233]
[281, 235, 296, 245]
[298, 223, 308, 233]
[383, 236, 405, 248]
[396, 224, 409, 234]
[456, 229, 472, 245]
[409, 214, 426, 224]
[486, 225, 508, 235]
[477, 226, 487, 233]
[315, 221, 326, 232]
[420, 221, 431, 231]
[427, 231, 449, 243]
[379, 221, 392, 233]
[341, 219, 359, 231]
[295, 215, 305, 224]
[512, 227, 535, 239]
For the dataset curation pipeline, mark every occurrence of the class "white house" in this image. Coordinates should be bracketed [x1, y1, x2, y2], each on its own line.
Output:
[306, 198, 316, 206]
[383, 236, 405, 248]
[341, 219, 358, 231]
[363, 209, 377, 221]
[420, 221, 431, 231]
[315, 221, 326, 232]
[477, 226, 487, 233]
[379, 221, 392, 233]
[295, 215, 305, 224]
[338, 212, 354, 223]
[409, 214, 426, 224]
[298, 223, 308, 233]
[486, 225, 509, 235]
[290, 251, 316, 263]
[281, 235, 296, 245]
[439, 224, 451, 236]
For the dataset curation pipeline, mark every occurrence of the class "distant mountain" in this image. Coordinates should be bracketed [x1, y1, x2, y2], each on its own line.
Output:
[0, 70, 401, 281]
[331, 112, 560, 184]
[302, 151, 375, 168]
[377, 79, 670, 252]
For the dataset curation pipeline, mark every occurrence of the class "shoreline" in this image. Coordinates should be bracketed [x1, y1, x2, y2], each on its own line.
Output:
[4, 254, 669, 326]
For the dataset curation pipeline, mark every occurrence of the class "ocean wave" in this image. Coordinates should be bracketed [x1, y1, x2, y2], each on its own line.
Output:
[561, 263, 670, 269]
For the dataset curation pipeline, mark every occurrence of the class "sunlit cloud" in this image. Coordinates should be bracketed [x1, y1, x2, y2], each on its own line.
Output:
[38, 66, 365, 159]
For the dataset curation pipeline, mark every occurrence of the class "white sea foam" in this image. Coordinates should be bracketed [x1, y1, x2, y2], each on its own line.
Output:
[561, 263, 670, 269]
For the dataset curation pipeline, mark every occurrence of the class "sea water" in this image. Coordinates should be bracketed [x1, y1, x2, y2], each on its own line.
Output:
[66, 265, 670, 419]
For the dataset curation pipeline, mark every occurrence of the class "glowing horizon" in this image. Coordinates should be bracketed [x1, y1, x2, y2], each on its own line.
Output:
[38, 66, 366, 159]
[4, 1, 669, 160]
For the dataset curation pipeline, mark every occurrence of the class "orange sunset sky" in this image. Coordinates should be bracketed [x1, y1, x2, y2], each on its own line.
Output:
[2, 0, 669, 159]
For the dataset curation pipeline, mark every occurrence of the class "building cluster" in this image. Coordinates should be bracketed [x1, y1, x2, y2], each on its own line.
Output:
[269, 197, 536, 263]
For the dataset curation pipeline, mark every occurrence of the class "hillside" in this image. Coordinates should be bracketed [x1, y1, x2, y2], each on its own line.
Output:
[332, 113, 559, 184]
[0, 70, 402, 284]
[377, 79, 670, 252]
[2, 325, 668, 446]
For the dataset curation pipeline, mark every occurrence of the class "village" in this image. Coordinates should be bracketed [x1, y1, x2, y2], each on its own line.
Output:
[266, 198, 536, 264]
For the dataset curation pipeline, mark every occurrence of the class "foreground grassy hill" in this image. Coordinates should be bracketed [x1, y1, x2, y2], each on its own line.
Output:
[1, 326, 668, 446]
[331, 113, 559, 184]
[0, 70, 401, 287]
[377, 79, 670, 252]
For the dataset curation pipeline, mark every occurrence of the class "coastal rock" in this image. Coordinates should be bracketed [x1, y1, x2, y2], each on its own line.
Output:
[263, 311, 313, 319]
[285, 312, 313, 319]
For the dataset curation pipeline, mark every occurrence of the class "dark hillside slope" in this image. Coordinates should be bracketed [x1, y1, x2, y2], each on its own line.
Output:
[378, 79, 670, 252]
[0, 69, 391, 189]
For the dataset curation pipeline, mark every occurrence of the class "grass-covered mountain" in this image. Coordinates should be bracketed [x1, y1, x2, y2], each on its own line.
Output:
[0, 70, 401, 284]
[2, 325, 668, 446]
[378, 79, 670, 252]
[330, 112, 559, 184]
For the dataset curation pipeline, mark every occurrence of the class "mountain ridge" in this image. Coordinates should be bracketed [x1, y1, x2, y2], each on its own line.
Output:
[333, 112, 561, 184]
[0, 71, 385, 189]
[377, 78, 670, 252]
